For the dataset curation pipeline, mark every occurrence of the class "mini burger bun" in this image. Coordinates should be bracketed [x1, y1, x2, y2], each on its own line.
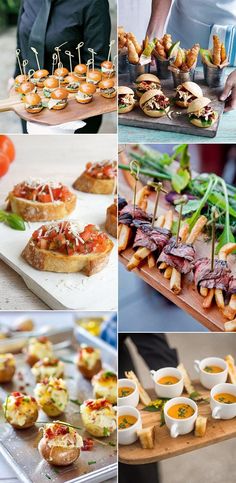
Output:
[175, 82, 203, 107]
[118, 86, 135, 114]
[24, 93, 43, 113]
[140, 88, 169, 118]
[44, 77, 59, 89]
[136, 73, 161, 84]
[187, 96, 211, 114]
[189, 111, 218, 128]
[74, 64, 87, 75]
[51, 88, 68, 110]
[76, 82, 96, 104]
[99, 79, 116, 98]
[38, 438, 80, 466]
[34, 69, 49, 80]
[19, 82, 35, 95]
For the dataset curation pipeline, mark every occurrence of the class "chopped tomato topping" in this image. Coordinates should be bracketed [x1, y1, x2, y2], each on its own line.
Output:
[32, 222, 109, 256]
[37, 336, 49, 344]
[82, 438, 94, 451]
[12, 182, 73, 203]
[85, 399, 111, 410]
[85, 160, 116, 179]
[45, 424, 69, 439]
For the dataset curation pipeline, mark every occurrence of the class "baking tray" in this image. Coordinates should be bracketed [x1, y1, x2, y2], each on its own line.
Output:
[119, 384, 236, 465]
[118, 72, 224, 138]
[0, 329, 117, 483]
[0, 186, 117, 311]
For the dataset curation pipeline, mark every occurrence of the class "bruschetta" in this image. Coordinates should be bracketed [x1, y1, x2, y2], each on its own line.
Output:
[32, 357, 64, 382]
[105, 198, 117, 238]
[38, 422, 83, 466]
[80, 398, 117, 437]
[73, 160, 117, 194]
[25, 336, 54, 367]
[3, 391, 38, 429]
[0, 353, 16, 383]
[76, 346, 102, 380]
[22, 221, 114, 275]
[7, 179, 76, 222]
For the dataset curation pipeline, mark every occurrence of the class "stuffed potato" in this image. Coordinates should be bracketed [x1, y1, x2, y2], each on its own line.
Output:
[25, 336, 54, 367]
[92, 370, 117, 404]
[3, 391, 38, 429]
[76, 346, 102, 380]
[73, 160, 117, 194]
[34, 378, 68, 416]
[0, 353, 16, 383]
[80, 398, 116, 437]
[38, 422, 83, 466]
[32, 358, 64, 382]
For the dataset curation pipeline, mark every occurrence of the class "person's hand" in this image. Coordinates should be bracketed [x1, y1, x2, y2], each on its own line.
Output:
[7, 77, 14, 92]
[220, 70, 236, 112]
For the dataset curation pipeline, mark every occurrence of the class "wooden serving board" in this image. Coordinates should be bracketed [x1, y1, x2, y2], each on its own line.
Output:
[119, 72, 223, 138]
[119, 385, 236, 465]
[119, 162, 236, 332]
[0, 86, 117, 126]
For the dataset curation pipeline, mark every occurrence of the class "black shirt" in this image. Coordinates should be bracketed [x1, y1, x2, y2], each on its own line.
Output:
[15, 0, 111, 76]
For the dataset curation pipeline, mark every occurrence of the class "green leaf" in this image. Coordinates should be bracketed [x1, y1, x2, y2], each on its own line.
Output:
[173, 144, 190, 170]
[216, 225, 235, 254]
[175, 199, 202, 216]
[189, 391, 201, 400]
[0, 210, 8, 222]
[103, 427, 109, 436]
[5, 213, 25, 231]
[160, 408, 165, 427]
[171, 168, 190, 193]
[158, 153, 173, 166]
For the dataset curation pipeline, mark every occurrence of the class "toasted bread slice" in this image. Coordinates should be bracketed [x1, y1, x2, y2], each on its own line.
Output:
[73, 171, 115, 195]
[137, 426, 155, 449]
[225, 354, 236, 384]
[194, 416, 207, 437]
[105, 203, 117, 238]
[8, 192, 77, 222]
[22, 238, 114, 275]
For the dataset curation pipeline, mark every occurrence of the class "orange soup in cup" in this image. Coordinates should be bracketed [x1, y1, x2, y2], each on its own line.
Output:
[214, 393, 236, 404]
[118, 415, 137, 429]
[118, 386, 134, 398]
[168, 403, 195, 419]
[203, 365, 223, 374]
[158, 376, 179, 385]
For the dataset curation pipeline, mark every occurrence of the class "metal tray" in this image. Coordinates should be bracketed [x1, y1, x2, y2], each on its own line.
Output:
[0, 330, 117, 483]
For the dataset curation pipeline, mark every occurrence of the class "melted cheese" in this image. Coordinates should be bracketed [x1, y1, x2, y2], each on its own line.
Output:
[4, 395, 37, 427]
[28, 338, 54, 359]
[80, 402, 116, 433]
[0, 353, 15, 371]
[32, 360, 64, 380]
[44, 424, 83, 448]
[34, 378, 68, 410]
[79, 347, 101, 370]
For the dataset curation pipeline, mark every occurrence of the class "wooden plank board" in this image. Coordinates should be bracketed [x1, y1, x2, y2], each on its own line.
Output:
[119, 384, 236, 464]
[118, 72, 224, 138]
[118, 164, 236, 332]
[1, 87, 117, 125]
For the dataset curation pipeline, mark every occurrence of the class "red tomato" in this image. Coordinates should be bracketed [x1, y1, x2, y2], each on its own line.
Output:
[0, 152, 10, 177]
[37, 193, 52, 203]
[0, 135, 15, 163]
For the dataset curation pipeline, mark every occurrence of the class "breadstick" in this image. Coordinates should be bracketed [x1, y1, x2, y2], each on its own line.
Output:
[225, 355, 236, 383]
[164, 223, 189, 290]
[186, 215, 207, 244]
[125, 370, 151, 405]
[148, 254, 155, 268]
[118, 224, 131, 252]
[202, 288, 215, 308]
[177, 363, 195, 395]
[217, 243, 236, 310]
[200, 287, 208, 297]
[164, 267, 173, 279]
[127, 214, 165, 270]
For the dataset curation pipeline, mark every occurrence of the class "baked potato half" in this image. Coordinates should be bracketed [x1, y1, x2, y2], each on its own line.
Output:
[77, 346, 102, 380]
[92, 370, 117, 404]
[38, 422, 83, 466]
[0, 353, 16, 383]
[34, 378, 68, 416]
[32, 358, 64, 383]
[80, 398, 116, 437]
[3, 392, 38, 429]
[25, 336, 54, 367]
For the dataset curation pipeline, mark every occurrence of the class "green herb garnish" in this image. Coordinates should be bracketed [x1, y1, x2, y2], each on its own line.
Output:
[0, 210, 25, 231]
[88, 461, 96, 465]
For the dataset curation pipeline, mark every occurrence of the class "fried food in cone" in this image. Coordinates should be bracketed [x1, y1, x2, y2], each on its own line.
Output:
[221, 43, 227, 63]
[186, 43, 200, 68]
[213, 35, 221, 65]
[127, 39, 139, 64]
[128, 32, 142, 56]
[162, 34, 172, 52]
[155, 40, 167, 59]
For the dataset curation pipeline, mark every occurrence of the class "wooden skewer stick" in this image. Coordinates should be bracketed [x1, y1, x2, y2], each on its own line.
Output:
[107, 40, 115, 62]
[22, 59, 28, 77]
[147, 181, 168, 228]
[16, 49, 23, 75]
[211, 207, 217, 272]
[76, 42, 84, 65]
[86, 58, 93, 77]
[54, 41, 68, 68]
[129, 160, 140, 218]
[65, 50, 74, 73]
[88, 48, 97, 71]
[174, 195, 188, 244]
[31, 47, 40, 70]
[52, 53, 57, 76]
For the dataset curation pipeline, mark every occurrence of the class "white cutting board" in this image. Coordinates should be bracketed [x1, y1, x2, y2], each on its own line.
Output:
[0, 136, 117, 310]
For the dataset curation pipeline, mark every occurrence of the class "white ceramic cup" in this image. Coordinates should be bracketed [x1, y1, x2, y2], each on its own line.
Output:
[164, 397, 198, 438]
[194, 357, 228, 390]
[210, 383, 236, 420]
[118, 405, 142, 445]
[118, 379, 139, 407]
[150, 367, 184, 398]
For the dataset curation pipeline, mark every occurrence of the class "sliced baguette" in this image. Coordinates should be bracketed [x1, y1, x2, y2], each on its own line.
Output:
[73, 171, 115, 194]
[105, 203, 117, 238]
[22, 238, 114, 275]
[8, 192, 77, 222]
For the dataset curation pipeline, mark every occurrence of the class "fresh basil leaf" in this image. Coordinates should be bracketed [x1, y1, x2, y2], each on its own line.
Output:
[5, 213, 25, 231]
[175, 199, 202, 216]
[0, 210, 8, 222]
[171, 168, 190, 193]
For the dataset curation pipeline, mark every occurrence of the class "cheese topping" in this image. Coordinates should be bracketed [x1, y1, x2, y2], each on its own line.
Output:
[0, 353, 15, 371]
[79, 346, 101, 370]
[28, 337, 54, 359]
[32, 358, 64, 381]
[4, 393, 38, 427]
[43, 423, 83, 448]
[80, 398, 116, 434]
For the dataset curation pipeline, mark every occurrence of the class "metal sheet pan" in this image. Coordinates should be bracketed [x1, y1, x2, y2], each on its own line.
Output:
[0, 331, 117, 483]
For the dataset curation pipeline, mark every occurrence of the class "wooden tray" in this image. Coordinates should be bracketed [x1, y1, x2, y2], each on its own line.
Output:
[118, 72, 223, 138]
[119, 384, 236, 464]
[119, 161, 236, 332]
[0, 87, 117, 126]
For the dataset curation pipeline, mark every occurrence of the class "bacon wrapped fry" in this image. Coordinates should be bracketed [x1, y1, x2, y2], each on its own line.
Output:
[186, 43, 200, 69]
[213, 35, 221, 66]
[127, 39, 139, 64]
